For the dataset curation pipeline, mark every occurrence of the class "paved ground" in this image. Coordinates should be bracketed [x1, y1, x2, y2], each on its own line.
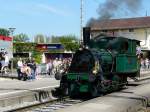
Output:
[56, 80, 150, 112]
[0, 75, 60, 110]
[0, 75, 59, 98]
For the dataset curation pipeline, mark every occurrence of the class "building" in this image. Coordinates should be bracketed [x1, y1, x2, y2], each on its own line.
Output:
[0, 35, 13, 58]
[13, 43, 73, 63]
[91, 16, 150, 51]
[36, 43, 73, 63]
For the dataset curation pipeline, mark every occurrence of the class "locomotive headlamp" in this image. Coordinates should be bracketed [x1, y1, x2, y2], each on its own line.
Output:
[92, 70, 97, 74]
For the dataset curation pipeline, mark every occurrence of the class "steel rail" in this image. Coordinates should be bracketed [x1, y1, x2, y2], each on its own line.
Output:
[5, 96, 70, 112]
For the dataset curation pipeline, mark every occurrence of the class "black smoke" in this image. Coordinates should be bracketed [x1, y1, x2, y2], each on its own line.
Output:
[87, 0, 143, 27]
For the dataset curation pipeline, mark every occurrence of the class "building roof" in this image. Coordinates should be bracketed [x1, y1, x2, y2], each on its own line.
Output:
[91, 16, 150, 31]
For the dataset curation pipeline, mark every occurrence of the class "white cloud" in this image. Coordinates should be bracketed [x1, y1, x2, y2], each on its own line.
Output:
[37, 4, 71, 17]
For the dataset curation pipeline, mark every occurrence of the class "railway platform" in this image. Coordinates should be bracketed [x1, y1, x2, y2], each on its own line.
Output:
[0, 76, 59, 111]
[0, 70, 149, 111]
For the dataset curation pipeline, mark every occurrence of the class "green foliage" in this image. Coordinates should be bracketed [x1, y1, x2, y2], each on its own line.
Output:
[51, 35, 79, 52]
[14, 42, 41, 63]
[34, 34, 45, 43]
[51, 35, 60, 43]
[13, 42, 36, 53]
[14, 33, 29, 42]
[31, 51, 42, 64]
[0, 28, 10, 36]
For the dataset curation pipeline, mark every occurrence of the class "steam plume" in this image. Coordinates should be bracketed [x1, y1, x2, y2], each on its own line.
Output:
[87, 0, 143, 26]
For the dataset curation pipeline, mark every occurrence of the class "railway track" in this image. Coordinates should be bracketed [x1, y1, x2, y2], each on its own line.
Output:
[29, 99, 83, 112]
[6, 97, 83, 112]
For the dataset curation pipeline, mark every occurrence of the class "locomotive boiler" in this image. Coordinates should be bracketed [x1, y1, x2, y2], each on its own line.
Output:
[55, 27, 140, 97]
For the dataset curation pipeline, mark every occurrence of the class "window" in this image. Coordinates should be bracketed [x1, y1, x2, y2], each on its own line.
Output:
[129, 29, 134, 32]
[102, 30, 108, 32]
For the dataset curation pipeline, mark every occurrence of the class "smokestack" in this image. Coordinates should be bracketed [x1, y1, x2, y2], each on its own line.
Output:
[83, 27, 91, 46]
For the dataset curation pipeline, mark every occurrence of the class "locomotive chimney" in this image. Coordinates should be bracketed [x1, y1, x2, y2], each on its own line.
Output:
[83, 27, 91, 46]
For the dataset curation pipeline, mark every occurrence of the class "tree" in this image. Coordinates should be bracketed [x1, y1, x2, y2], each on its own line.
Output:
[31, 50, 42, 64]
[14, 33, 29, 42]
[0, 28, 9, 36]
[13, 42, 36, 53]
[51, 35, 79, 52]
[45, 36, 51, 43]
[51, 35, 60, 43]
[34, 34, 45, 43]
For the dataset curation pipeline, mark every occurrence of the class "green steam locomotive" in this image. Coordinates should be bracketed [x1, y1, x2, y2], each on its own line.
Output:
[55, 27, 140, 97]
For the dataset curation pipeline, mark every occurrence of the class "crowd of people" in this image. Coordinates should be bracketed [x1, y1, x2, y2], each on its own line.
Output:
[17, 58, 36, 81]
[17, 57, 72, 81]
[46, 58, 72, 77]
[140, 58, 150, 70]
[136, 45, 150, 71]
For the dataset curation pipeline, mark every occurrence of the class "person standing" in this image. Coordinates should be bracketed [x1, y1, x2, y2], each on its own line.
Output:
[17, 58, 23, 80]
[53, 58, 59, 74]
[145, 58, 150, 69]
[140, 58, 145, 70]
[29, 58, 37, 80]
[0, 52, 5, 68]
[136, 45, 142, 61]
[46, 60, 53, 76]
[4, 52, 9, 67]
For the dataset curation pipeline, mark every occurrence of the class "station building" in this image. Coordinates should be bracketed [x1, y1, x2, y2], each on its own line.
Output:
[36, 43, 73, 63]
[13, 43, 73, 63]
[90, 16, 150, 58]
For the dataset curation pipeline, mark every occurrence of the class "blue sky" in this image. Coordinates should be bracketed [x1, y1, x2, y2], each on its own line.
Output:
[0, 0, 150, 40]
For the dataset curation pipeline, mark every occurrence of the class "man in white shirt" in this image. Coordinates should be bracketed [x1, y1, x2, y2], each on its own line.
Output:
[17, 58, 23, 80]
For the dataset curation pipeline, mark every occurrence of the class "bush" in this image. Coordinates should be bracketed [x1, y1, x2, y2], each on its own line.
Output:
[31, 51, 42, 64]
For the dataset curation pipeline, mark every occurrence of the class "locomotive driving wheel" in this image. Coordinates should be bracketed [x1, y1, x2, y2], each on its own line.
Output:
[60, 83, 69, 96]
[90, 85, 98, 97]
[112, 75, 121, 90]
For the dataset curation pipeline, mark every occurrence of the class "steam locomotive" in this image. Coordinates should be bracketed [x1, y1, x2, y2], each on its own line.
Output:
[54, 27, 140, 97]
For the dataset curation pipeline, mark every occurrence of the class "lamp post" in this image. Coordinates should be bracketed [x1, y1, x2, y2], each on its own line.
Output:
[8, 27, 16, 76]
[80, 0, 84, 43]
[9, 28, 16, 37]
